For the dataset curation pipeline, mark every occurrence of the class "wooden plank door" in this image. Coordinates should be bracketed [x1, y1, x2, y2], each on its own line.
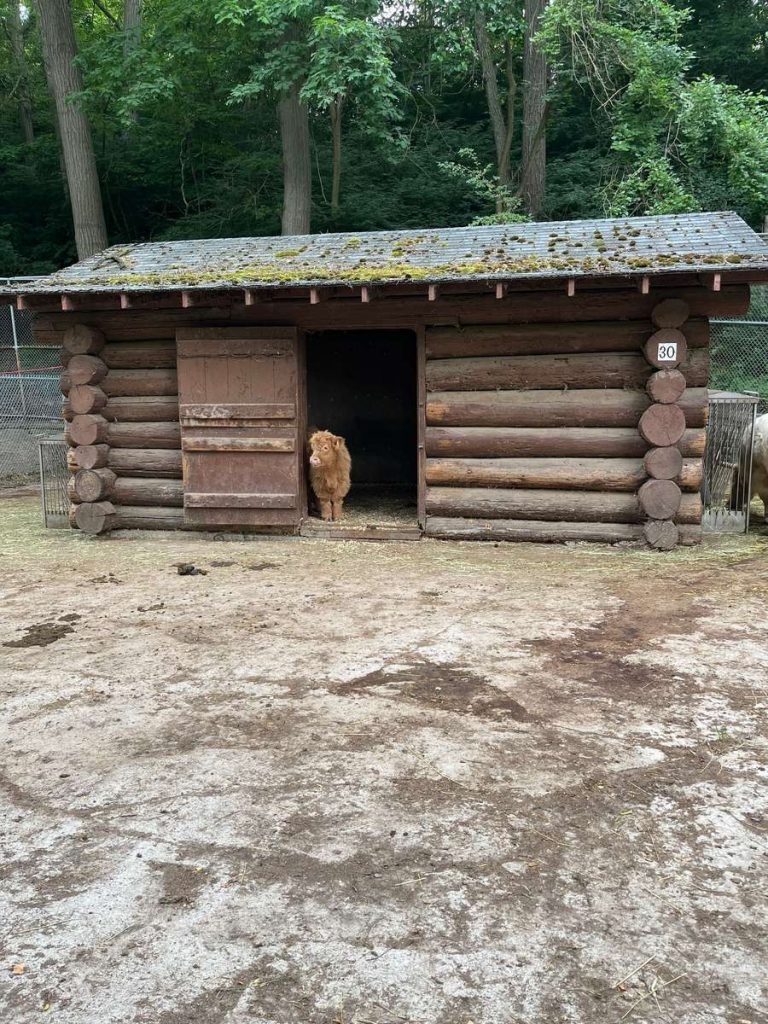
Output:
[176, 327, 301, 528]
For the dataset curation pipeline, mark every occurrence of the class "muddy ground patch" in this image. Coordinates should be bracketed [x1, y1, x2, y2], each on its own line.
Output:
[1, 495, 767, 1024]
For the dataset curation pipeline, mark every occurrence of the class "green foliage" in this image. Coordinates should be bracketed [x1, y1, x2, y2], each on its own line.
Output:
[0, 0, 766, 274]
[439, 149, 529, 223]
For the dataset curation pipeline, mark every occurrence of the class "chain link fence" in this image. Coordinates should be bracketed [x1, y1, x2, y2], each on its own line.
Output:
[0, 277, 64, 487]
[710, 284, 768, 412]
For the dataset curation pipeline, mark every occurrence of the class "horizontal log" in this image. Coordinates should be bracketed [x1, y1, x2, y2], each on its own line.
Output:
[107, 448, 183, 478]
[67, 476, 80, 504]
[110, 477, 184, 507]
[102, 340, 177, 369]
[31, 285, 749, 346]
[102, 396, 179, 422]
[425, 426, 707, 459]
[425, 349, 708, 392]
[426, 486, 703, 524]
[101, 368, 178, 397]
[425, 319, 710, 359]
[426, 517, 646, 544]
[425, 457, 648, 492]
[679, 459, 703, 491]
[426, 388, 708, 429]
[112, 506, 185, 531]
[107, 421, 181, 448]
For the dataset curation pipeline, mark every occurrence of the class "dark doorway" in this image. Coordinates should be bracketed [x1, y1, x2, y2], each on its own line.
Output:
[305, 329, 418, 533]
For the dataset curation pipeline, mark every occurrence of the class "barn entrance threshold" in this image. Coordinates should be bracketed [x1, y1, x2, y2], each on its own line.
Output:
[304, 329, 420, 539]
[300, 486, 422, 540]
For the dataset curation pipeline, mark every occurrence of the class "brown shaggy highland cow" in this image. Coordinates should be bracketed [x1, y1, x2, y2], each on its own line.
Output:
[307, 430, 352, 521]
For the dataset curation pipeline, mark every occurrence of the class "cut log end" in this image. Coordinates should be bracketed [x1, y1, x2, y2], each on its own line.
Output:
[644, 446, 684, 480]
[643, 520, 680, 550]
[74, 468, 116, 503]
[73, 444, 110, 470]
[638, 404, 687, 447]
[69, 385, 107, 416]
[67, 354, 108, 387]
[643, 329, 687, 369]
[66, 414, 109, 447]
[74, 501, 117, 535]
[646, 369, 686, 405]
[638, 478, 682, 520]
[651, 298, 690, 329]
[62, 324, 105, 357]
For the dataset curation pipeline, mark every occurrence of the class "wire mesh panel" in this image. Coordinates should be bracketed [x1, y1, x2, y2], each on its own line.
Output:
[0, 276, 63, 485]
[711, 284, 768, 412]
[702, 392, 759, 534]
[38, 438, 70, 528]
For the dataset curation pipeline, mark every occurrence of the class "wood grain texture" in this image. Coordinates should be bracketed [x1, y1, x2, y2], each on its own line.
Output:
[425, 319, 710, 359]
[101, 368, 178, 397]
[638, 478, 682, 520]
[107, 449, 183, 478]
[638, 404, 687, 446]
[644, 447, 683, 480]
[107, 422, 181, 448]
[426, 486, 703, 524]
[646, 369, 687, 404]
[425, 516, 646, 543]
[425, 348, 707, 392]
[102, 340, 177, 368]
[425, 425, 706, 458]
[102, 396, 179, 422]
[425, 457, 648, 492]
[427, 387, 708, 428]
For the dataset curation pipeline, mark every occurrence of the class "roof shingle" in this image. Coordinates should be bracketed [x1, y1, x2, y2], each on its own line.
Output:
[11, 211, 768, 295]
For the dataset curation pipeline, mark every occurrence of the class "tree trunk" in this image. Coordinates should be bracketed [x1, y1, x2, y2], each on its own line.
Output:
[278, 81, 311, 235]
[521, 0, 548, 217]
[7, 1, 34, 145]
[123, 0, 141, 55]
[122, 0, 141, 126]
[330, 95, 343, 221]
[35, 0, 108, 259]
[473, 9, 514, 205]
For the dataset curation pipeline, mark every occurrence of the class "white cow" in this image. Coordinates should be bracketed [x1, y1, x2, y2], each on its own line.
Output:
[746, 413, 768, 524]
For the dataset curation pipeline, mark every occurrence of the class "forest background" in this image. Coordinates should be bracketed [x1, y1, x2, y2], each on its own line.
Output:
[1, 0, 767, 276]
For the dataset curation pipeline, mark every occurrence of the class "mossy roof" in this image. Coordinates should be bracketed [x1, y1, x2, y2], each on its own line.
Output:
[9, 211, 768, 295]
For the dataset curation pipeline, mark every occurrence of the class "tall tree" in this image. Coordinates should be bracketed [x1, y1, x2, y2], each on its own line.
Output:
[35, 0, 108, 258]
[520, 0, 547, 216]
[473, 8, 516, 207]
[123, 0, 141, 56]
[278, 80, 312, 234]
[5, 1, 34, 144]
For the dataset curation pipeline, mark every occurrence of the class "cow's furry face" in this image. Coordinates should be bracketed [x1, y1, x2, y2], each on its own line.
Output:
[309, 430, 342, 468]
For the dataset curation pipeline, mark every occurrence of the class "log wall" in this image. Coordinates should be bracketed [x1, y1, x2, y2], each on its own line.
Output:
[61, 326, 182, 534]
[51, 284, 723, 543]
[424, 299, 708, 548]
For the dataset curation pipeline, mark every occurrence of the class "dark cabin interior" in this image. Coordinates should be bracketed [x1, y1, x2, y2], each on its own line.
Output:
[305, 329, 418, 525]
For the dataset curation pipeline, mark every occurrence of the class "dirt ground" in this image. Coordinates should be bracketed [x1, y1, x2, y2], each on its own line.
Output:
[1, 495, 767, 1024]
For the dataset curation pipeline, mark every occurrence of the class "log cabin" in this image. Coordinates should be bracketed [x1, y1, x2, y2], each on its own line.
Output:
[5, 211, 768, 549]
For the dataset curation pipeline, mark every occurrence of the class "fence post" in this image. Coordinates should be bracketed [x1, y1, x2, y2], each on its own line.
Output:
[8, 296, 30, 426]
